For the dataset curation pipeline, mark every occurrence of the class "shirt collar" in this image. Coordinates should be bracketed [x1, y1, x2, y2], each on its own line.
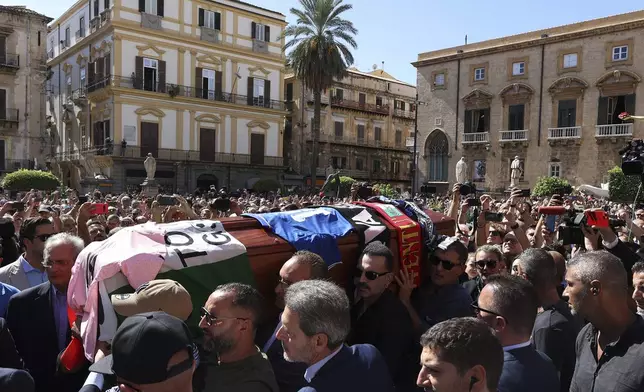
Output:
[19, 254, 39, 273]
[304, 345, 343, 383]
[503, 341, 531, 352]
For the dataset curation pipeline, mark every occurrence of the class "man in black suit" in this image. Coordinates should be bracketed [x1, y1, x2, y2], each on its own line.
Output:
[277, 280, 394, 392]
[474, 275, 559, 392]
[463, 245, 504, 303]
[5, 233, 88, 392]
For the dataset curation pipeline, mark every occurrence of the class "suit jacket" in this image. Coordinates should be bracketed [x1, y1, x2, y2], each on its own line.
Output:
[0, 261, 30, 292]
[0, 318, 23, 370]
[462, 276, 483, 303]
[300, 344, 395, 392]
[0, 367, 35, 392]
[5, 282, 89, 392]
[498, 345, 560, 392]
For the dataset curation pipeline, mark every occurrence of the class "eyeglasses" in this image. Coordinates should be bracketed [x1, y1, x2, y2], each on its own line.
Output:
[200, 307, 248, 327]
[33, 233, 53, 242]
[43, 259, 73, 269]
[471, 303, 507, 323]
[355, 268, 389, 281]
[489, 231, 502, 237]
[430, 256, 460, 271]
[476, 259, 498, 270]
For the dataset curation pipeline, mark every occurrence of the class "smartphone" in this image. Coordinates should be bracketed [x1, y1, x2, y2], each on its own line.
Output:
[90, 203, 108, 215]
[78, 195, 89, 204]
[545, 215, 557, 232]
[484, 211, 504, 222]
[585, 210, 609, 228]
[466, 198, 481, 207]
[158, 195, 176, 206]
[520, 189, 531, 197]
[11, 202, 25, 211]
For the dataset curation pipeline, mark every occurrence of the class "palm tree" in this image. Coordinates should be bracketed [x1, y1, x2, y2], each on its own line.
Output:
[282, 0, 358, 187]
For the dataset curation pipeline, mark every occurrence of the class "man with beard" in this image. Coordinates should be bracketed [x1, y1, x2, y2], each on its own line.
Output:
[565, 251, 644, 392]
[632, 262, 644, 316]
[277, 280, 394, 392]
[199, 283, 278, 392]
[261, 251, 328, 392]
[348, 242, 415, 391]
[463, 245, 504, 303]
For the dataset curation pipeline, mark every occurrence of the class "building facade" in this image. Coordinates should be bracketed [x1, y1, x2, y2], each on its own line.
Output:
[0, 6, 51, 175]
[414, 11, 644, 193]
[285, 68, 415, 191]
[47, 0, 287, 193]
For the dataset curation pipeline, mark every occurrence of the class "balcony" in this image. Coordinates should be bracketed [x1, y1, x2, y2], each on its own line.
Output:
[0, 53, 20, 72]
[462, 132, 489, 144]
[200, 27, 221, 44]
[0, 108, 19, 128]
[315, 133, 408, 150]
[596, 123, 633, 138]
[141, 12, 162, 30]
[0, 159, 35, 174]
[75, 29, 86, 39]
[499, 130, 528, 142]
[548, 126, 581, 140]
[252, 39, 269, 54]
[330, 96, 390, 115]
[47, 49, 54, 59]
[393, 109, 414, 120]
[72, 88, 88, 106]
[87, 75, 286, 110]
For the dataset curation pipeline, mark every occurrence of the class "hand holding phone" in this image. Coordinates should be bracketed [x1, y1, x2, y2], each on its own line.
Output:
[158, 195, 176, 206]
[90, 203, 109, 215]
[585, 209, 609, 228]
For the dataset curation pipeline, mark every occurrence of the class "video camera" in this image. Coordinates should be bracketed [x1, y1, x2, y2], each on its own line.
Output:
[620, 139, 644, 176]
[557, 208, 626, 245]
[459, 182, 476, 197]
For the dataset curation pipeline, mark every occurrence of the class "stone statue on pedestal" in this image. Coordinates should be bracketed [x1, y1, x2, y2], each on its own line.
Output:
[325, 164, 335, 178]
[144, 153, 157, 181]
[455, 157, 468, 184]
[510, 156, 523, 188]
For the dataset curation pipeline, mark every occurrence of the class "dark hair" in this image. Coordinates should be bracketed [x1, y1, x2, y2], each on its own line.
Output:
[215, 283, 265, 328]
[485, 275, 539, 337]
[19, 217, 52, 247]
[442, 238, 469, 264]
[633, 261, 644, 275]
[517, 248, 556, 289]
[292, 250, 329, 280]
[542, 243, 568, 258]
[420, 317, 503, 391]
[360, 241, 394, 272]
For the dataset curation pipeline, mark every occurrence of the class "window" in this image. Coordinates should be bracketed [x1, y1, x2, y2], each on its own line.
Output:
[93, 0, 99, 18]
[395, 130, 402, 146]
[203, 69, 216, 99]
[508, 104, 525, 131]
[612, 45, 628, 61]
[512, 62, 525, 76]
[464, 109, 490, 133]
[104, 0, 109, 9]
[332, 157, 347, 169]
[79, 17, 85, 37]
[376, 96, 383, 107]
[254, 23, 265, 41]
[563, 53, 577, 68]
[374, 127, 382, 142]
[391, 160, 400, 174]
[549, 163, 561, 178]
[372, 159, 381, 173]
[143, 57, 158, 91]
[474, 67, 485, 81]
[253, 78, 265, 103]
[286, 83, 293, 101]
[145, 0, 158, 15]
[37, 31, 41, 46]
[64, 27, 70, 47]
[80, 67, 86, 87]
[356, 157, 364, 171]
[204, 10, 221, 30]
[334, 121, 343, 139]
[334, 88, 343, 100]
[66, 75, 72, 98]
[359, 93, 366, 105]
[434, 73, 445, 86]
[557, 99, 576, 127]
[597, 95, 636, 125]
[357, 124, 365, 140]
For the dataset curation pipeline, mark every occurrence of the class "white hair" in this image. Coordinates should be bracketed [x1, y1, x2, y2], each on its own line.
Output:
[42, 233, 85, 267]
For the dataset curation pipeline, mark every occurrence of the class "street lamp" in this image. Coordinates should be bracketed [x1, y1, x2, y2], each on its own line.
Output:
[412, 94, 428, 197]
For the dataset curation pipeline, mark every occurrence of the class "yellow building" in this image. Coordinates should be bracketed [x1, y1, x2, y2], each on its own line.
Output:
[47, 0, 287, 192]
[285, 67, 415, 190]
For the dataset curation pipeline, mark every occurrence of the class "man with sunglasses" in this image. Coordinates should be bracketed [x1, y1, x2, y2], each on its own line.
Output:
[463, 245, 504, 303]
[474, 275, 559, 392]
[0, 217, 54, 290]
[89, 311, 196, 392]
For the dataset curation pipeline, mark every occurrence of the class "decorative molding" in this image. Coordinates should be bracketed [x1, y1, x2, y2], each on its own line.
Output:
[136, 44, 166, 56]
[76, 53, 88, 66]
[178, 47, 186, 54]
[195, 113, 221, 123]
[135, 107, 166, 117]
[548, 76, 588, 97]
[246, 119, 270, 130]
[595, 69, 641, 86]
[196, 53, 222, 65]
[499, 82, 535, 104]
[248, 65, 270, 77]
[462, 88, 494, 109]
[113, 34, 122, 41]
[596, 69, 641, 96]
[62, 62, 73, 74]
[76, 109, 87, 124]
[190, 49, 198, 56]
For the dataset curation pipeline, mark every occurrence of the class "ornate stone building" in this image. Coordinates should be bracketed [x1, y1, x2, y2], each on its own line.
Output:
[414, 11, 644, 192]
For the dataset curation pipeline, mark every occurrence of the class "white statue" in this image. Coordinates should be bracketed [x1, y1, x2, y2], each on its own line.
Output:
[325, 164, 335, 178]
[455, 157, 468, 184]
[144, 153, 157, 181]
[510, 156, 523, 188]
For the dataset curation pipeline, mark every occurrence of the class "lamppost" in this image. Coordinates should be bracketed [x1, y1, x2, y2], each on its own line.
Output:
[412, 93, 428, 197]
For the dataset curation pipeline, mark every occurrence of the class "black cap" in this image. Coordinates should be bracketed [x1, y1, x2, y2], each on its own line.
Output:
[89, 311, 193, 385]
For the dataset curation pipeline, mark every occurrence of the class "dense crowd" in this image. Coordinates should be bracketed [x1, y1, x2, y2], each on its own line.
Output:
[0, 184, 643, 392]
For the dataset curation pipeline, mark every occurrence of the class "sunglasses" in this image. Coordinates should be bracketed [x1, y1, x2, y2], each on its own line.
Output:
[471, 303, 507, 323]
[476, 259, 498, 270]
[200, 307, 248, 327]
[355, 268, 389, 281]
[430, 256, 460, 271]
[33, 233, 53, 242]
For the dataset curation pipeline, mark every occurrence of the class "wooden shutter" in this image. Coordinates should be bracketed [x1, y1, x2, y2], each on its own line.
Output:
[104, 53, 111, 77]
[134, 56, 143, 89]
[335, 121, 343, 136]
[138, 0, 145, 12]
[247, 77, 254, 105]
[215, 12, 221, 30]
[88, 61, 95, 88]
[0, 89, 6, 119]
[95, 56, 104, 79]
[104, 0, 109, 9]
[214, 71, 222, 99]
[0, 37, 5, 63]
[625, 94, 636, 117]
[251, 22, 256, 39]
[198, 9, 204, 26]
[200, 128, 216, 161]
[250, 133, 265, 165]
[464, 110, 472, 133]
[286, 83, 293, 101]
[597, 97, 608, 125]
[264, 25, 270, 42]
[264, 80, 271, 108]
[401, 101, 406, 111]
[359, 93, 365, 105]
[158, 60, 166, 93]
[104, 119, 111, 140]
[195, 67, 202, 98]
[357, 124, 364, 139]
[157, 0, 164, 16]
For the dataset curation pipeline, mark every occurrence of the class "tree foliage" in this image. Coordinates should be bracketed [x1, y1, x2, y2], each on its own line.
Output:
[373, 183, 396, 198]
[531, 176, 572, 197]
[608, 166, 644, 202]
[1, 170, 61, 191]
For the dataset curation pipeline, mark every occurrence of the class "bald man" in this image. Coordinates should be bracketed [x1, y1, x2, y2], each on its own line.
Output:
[565, 251, 644, 392]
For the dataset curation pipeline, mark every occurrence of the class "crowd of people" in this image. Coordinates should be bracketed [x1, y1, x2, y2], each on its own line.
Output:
[0, 183, 642, 392]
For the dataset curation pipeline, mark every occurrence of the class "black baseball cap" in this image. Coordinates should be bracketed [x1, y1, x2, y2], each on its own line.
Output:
[89, 311, 194, 385]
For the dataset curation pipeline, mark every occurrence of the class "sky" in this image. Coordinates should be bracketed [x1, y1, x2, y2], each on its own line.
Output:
[12, 0, 643, 84]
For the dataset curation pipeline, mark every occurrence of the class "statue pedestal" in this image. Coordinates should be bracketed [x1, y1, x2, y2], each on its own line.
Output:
[141, 179, 159, 197]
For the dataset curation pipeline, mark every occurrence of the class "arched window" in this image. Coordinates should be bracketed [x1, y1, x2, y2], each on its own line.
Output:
[425, 131, 448, 181]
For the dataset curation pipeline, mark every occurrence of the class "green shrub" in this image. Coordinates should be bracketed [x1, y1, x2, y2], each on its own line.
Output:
[608, 166, 644, 202]
[338, 176, 355, 196]
[532, 176, 572, 197]
[1, 169, 61, 191]
[252, 178, 280, 193]
[373, 183, 397, 198]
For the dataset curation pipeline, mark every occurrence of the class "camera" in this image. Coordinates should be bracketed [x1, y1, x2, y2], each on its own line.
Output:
[620, 139, 644, 176]
[459, 182, 476, 196]
[557, 211, 586, 246]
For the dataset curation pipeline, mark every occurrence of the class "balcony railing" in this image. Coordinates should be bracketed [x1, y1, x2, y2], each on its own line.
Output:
[331, 96, 390, 115]
[0, 108, 20, 122]
[596, 123, 633, 138]
[87, 75, 286, 110]
[0, 159, 35, 173]
[462, 132, 489, 144]
[393, 109, 414, 119]
[58, 144, 283, 167]
[499, 130, 528, 142]
[548, 126, 581, 140]
[75, 29, 86, 39]
[0, 53, 20, 69]
[315, 133, 408, 150]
